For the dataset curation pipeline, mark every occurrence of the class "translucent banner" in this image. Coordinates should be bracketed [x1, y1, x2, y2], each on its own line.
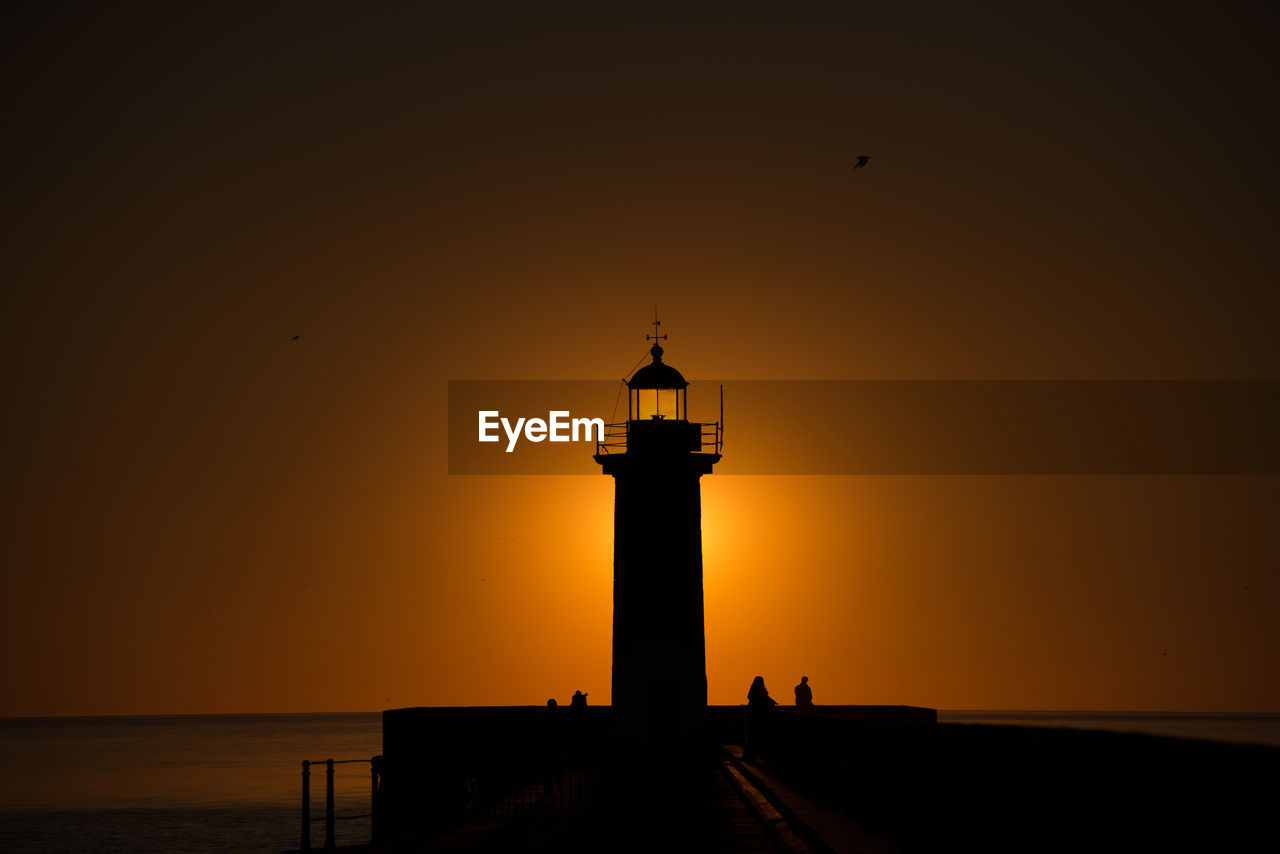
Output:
[447, 380, 1280, 475]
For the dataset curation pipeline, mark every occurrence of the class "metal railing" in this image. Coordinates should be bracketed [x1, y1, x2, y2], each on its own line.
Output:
[701, 421, 723, 456]
[299, 756, 382, 851]
[596, 422, 629, 454]
[594, 420, 723, 457]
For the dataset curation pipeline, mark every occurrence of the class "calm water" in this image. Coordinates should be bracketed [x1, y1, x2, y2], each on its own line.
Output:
[0, 713, 381, 853]
[2, 711, 1278, 853]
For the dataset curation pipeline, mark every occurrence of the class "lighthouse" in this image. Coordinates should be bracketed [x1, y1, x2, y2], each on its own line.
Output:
[595, 319, 722, 753]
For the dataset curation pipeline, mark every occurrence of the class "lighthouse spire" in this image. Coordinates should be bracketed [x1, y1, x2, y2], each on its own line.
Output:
[646, 308, 668, 345]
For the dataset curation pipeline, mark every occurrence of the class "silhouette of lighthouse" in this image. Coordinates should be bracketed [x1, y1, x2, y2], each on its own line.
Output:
[595, 317, 722, 752]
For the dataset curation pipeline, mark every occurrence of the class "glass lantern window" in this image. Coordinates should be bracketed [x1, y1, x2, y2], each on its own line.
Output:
[632, 387, 684, 421]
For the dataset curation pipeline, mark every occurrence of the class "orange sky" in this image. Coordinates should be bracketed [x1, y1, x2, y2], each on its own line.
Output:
[2, 2, 1278, 716]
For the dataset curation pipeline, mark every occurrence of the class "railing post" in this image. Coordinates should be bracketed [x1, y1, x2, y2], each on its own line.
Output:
[370, 755, 383, 845]
[301, 760, 311, 851]
[324, 758, 335, 849]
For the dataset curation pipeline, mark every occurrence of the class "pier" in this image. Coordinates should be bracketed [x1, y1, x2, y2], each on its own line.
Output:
[295, 703, 1279, 852]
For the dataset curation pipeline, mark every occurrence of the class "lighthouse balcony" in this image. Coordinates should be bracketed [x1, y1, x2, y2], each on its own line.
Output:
[595, 419, 723, 457]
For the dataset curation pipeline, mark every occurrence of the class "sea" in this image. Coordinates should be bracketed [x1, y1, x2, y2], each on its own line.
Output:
[1, 711, 1277, 853]
[0, 713, 381, 854]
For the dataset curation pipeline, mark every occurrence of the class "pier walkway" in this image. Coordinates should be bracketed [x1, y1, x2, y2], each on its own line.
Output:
[288, 744, 887, 853]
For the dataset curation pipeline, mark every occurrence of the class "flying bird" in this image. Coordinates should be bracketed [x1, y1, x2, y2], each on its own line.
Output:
[854, 155, 870, 169]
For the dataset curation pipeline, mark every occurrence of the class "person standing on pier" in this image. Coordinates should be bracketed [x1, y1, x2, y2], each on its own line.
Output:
[743, 676, 776, 762]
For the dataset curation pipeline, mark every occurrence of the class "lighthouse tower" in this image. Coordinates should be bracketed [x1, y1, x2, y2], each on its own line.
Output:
[595, 319, 722, 752]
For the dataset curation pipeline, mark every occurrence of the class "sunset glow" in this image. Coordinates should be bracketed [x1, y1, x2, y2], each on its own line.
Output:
[2, 2, 1277, 721]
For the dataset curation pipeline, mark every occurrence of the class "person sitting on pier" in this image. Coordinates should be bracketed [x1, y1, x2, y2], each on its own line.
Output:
[794, 675, 814, 711]
[570, 690, 588, 710]
[743, 676, 777, 762]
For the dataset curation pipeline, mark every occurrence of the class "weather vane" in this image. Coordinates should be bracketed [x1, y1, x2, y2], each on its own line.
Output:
[646, 308, 667, 344]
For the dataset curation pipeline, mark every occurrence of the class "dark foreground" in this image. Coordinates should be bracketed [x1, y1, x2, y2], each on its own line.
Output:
[293, 743, 862, 853]
[292, 705, 1280, 853]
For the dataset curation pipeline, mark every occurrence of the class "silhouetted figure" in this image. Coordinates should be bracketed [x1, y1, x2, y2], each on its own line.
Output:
[747, 676, 776, 708]
[541, 698, 565, 797]
[794, 675, 814, 711]
[854, 155, 870, 169]
[566, 691, 590, 765]
[742, 676, 776, 762]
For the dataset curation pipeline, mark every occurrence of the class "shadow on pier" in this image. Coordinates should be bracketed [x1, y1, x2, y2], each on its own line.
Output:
[290, 703, 1280, 853]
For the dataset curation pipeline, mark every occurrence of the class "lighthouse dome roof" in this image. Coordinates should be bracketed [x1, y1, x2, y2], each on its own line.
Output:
[628, 344, 688, 389]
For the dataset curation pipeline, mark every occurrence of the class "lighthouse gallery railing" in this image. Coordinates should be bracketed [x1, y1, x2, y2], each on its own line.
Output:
[595, 420, 722, 457]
